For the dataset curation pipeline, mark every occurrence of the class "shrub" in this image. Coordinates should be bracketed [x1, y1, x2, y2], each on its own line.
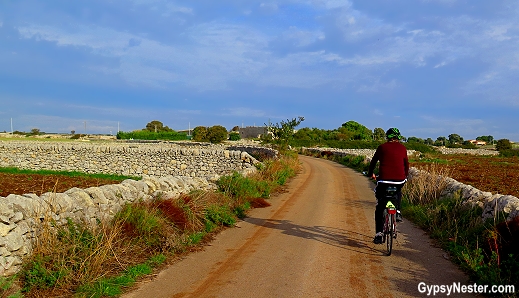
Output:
[496, 139, 512, 151]
[229, 132, 240, 141]
[402, 164, 453, 205]
[207, 125, 228, 143]
[205, 205, 236, 230]
[404, 142, 437, 153]
[499, 149, 519, 157]
[337, 155, 370, 173]
[116, 130, 188, 141]
[192, 126, 208, 142]
[217, 172, 271, 201]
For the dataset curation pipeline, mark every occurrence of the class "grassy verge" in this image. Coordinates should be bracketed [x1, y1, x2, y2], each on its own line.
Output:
[3, 154, 299, 297]
[401, 167, 519, 294]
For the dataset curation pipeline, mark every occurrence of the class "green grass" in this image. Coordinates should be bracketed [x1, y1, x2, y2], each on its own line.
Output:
[0, 166, 141, 181]
[401, 192, 519, 293]
[76, 255, 166, 298]
[409, 157, 449, 164]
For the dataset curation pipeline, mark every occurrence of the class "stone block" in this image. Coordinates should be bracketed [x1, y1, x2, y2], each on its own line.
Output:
[66, 188, 95, 207]
[85, 187, 109, 205]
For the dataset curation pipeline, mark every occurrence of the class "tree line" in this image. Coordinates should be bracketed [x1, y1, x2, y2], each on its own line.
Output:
[117, 119, 516, 154]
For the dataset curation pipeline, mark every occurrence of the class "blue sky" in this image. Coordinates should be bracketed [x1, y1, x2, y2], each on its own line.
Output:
[1, 0, 518, 141]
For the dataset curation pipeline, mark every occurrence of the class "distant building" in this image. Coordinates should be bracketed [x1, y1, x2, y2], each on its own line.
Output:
[239, 126, 267, 139]
[468, 140, 487, 146]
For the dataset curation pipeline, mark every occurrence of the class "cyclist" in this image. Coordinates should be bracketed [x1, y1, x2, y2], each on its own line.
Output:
[367, 128, 409, 244]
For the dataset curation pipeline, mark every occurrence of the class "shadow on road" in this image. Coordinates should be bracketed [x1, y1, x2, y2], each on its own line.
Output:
[244, 216, 381, 255]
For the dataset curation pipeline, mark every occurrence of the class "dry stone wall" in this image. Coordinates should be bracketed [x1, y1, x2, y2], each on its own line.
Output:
[0, 141, 277, 276]
[0, 175, 214, 276]
[0, 141, 261, 180]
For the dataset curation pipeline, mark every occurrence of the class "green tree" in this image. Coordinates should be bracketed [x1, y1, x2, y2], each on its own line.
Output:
[145, 120, 173, 132]
[192, 126, 208, 142]
[293, 127, 313, 140]
[373, 128, 386, 141]
[495, 139, 512, 151]
[407, 136, 424, 143]
[207, 125, 228, 143]
[266, 117, 305, 148]
[448, 134, 463, 144]
[30, 128, 41, 135]
[340, 121, 372, 140]
[425, 138, 434, 145]
[435, 136, 447, 146]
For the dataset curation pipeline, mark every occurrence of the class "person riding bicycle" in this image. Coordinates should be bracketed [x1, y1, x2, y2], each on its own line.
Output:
[367, 127, 409, 244]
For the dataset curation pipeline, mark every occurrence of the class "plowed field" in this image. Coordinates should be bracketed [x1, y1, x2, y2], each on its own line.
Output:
[0, 173, 123, 197]
[411, 154, 519, 198]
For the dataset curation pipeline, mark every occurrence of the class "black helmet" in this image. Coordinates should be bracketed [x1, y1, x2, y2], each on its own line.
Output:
[386, 128, 402, 140]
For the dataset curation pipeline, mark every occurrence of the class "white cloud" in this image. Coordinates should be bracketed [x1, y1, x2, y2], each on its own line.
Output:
[17, 24, 134, 56]
[357, 79, 397, 93]
[485, 25, 513, 41]
[373, 109, 383, 116]
[421, 0, 457, 5]
[13, 1, 519, 101]
[16, 22, 270, 90]
[311, 0, 352, 10]
[260, 2, 278, 13]
[281, 26, 325, 47]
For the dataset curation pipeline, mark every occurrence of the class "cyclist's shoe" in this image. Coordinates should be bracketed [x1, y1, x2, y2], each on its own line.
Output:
[373, 232, 383, 244]
[396, 211, 403, 223]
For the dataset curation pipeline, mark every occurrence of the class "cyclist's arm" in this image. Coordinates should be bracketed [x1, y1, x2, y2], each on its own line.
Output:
[367, 149, 380, 177]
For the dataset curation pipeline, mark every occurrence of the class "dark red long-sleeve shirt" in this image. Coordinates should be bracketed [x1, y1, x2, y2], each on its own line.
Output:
[368, 141, 409, 181]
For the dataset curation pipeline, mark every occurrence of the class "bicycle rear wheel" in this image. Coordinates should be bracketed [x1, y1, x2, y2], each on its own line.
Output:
[385, 213, 393, 256]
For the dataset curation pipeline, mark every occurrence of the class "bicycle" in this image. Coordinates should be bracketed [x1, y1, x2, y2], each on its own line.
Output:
[382, 186, 398, 256]
[363, 172, 401, 256]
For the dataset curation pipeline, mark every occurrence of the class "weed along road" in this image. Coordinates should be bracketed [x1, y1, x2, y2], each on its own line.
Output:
[123, 155, 472, 298]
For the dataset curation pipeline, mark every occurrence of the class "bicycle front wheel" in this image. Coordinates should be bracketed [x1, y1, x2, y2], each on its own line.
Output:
[386, 213, 393, 256]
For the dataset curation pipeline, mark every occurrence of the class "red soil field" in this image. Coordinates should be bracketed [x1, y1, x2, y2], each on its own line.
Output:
[411, 154, 519, 198]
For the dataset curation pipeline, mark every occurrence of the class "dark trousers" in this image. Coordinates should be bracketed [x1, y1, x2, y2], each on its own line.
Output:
[374, 182, 404, 233]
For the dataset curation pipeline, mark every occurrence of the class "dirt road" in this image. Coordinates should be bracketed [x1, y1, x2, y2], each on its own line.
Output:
[123, 155, 471, 298]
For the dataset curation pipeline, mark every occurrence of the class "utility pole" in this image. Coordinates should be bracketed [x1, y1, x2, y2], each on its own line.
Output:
[10, 118, 13, 134]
